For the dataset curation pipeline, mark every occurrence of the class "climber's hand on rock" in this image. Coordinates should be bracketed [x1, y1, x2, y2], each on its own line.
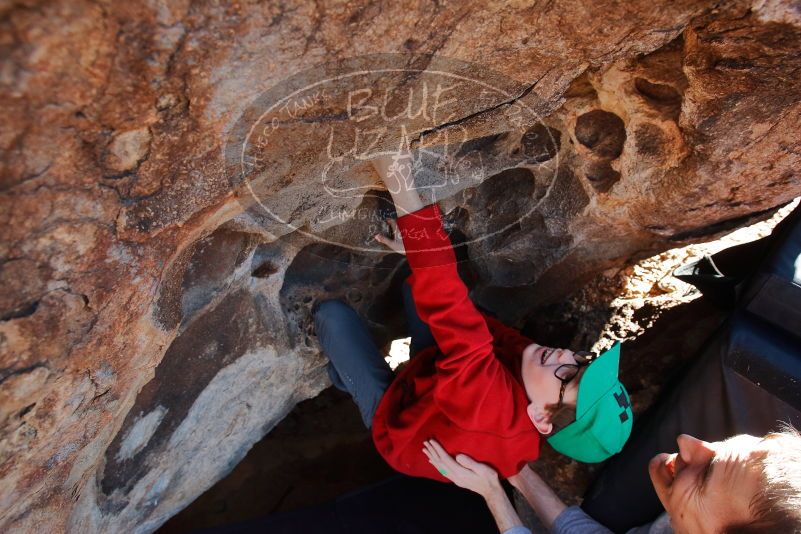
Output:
[374, 218, 405, 255]
[423, 439, 501, 498]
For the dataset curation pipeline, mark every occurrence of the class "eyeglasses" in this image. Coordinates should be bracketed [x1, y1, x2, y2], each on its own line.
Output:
[541, 348, 596, 409]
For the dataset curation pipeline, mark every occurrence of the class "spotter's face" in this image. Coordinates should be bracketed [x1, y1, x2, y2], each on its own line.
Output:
[648, 434, 767, 534]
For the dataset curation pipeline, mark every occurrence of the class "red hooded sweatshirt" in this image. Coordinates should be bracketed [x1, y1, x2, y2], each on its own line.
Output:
[371, 204, 542, 482]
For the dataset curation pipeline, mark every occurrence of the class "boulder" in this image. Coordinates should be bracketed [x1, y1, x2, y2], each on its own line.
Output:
[0, 0, 799, 531]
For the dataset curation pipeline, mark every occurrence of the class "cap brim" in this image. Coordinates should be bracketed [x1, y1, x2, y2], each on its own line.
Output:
[576, 342, 621, 418]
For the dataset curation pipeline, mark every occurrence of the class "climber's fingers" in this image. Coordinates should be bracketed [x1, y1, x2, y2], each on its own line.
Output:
[387, 217, 400, 237]
[374, 218, 405, 255]
[374, 233, 405, 255]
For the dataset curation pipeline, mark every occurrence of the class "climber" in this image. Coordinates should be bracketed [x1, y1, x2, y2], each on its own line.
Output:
[313, 151, 633, 483]
[423, 427, 801, 534]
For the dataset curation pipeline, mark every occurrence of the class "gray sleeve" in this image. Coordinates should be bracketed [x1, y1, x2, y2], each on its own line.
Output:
[551, 506, 615, 534]
[502, 527, 532, 534]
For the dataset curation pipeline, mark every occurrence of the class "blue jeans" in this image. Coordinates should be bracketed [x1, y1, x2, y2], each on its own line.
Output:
[314, 282, 435, 428]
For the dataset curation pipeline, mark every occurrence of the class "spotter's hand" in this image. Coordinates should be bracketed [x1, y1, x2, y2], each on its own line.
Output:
[374, 218, 405, 255]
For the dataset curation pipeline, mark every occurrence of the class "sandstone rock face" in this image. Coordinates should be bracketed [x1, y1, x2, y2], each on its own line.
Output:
[1, 1, 800, 532]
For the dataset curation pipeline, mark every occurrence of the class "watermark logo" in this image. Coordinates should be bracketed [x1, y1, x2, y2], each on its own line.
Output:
[224, 54, 558, 256]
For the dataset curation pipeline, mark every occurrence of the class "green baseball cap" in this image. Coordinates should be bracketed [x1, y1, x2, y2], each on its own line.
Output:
[546, 342, 633, 463]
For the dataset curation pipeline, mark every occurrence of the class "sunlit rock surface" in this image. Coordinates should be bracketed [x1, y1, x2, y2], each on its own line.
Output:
[1, 1, 800, 531]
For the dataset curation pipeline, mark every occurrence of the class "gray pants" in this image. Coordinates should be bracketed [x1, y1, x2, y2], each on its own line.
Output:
[314, 282, 435, 427]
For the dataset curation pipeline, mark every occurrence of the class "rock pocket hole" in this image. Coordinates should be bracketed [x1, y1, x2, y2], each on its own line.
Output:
[18, 403, 36, 418]
[0, 300, 39, 322]
[564, 72, 597, 99]
[585, 161, 621, 192]
[574, 110, 626, 159]
[521, 124, 562, 163]
[634, 78, 682, 119]
[634, 78, 682, 106]
[252, 261, 279, 278]
[279, 243, 408, 348]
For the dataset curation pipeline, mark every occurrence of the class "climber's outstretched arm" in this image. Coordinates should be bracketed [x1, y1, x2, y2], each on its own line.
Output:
[372, 153, 424, 216]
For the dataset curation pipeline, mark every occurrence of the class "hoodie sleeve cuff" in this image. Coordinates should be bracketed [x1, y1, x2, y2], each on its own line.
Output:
[396, 204, 456, 269]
